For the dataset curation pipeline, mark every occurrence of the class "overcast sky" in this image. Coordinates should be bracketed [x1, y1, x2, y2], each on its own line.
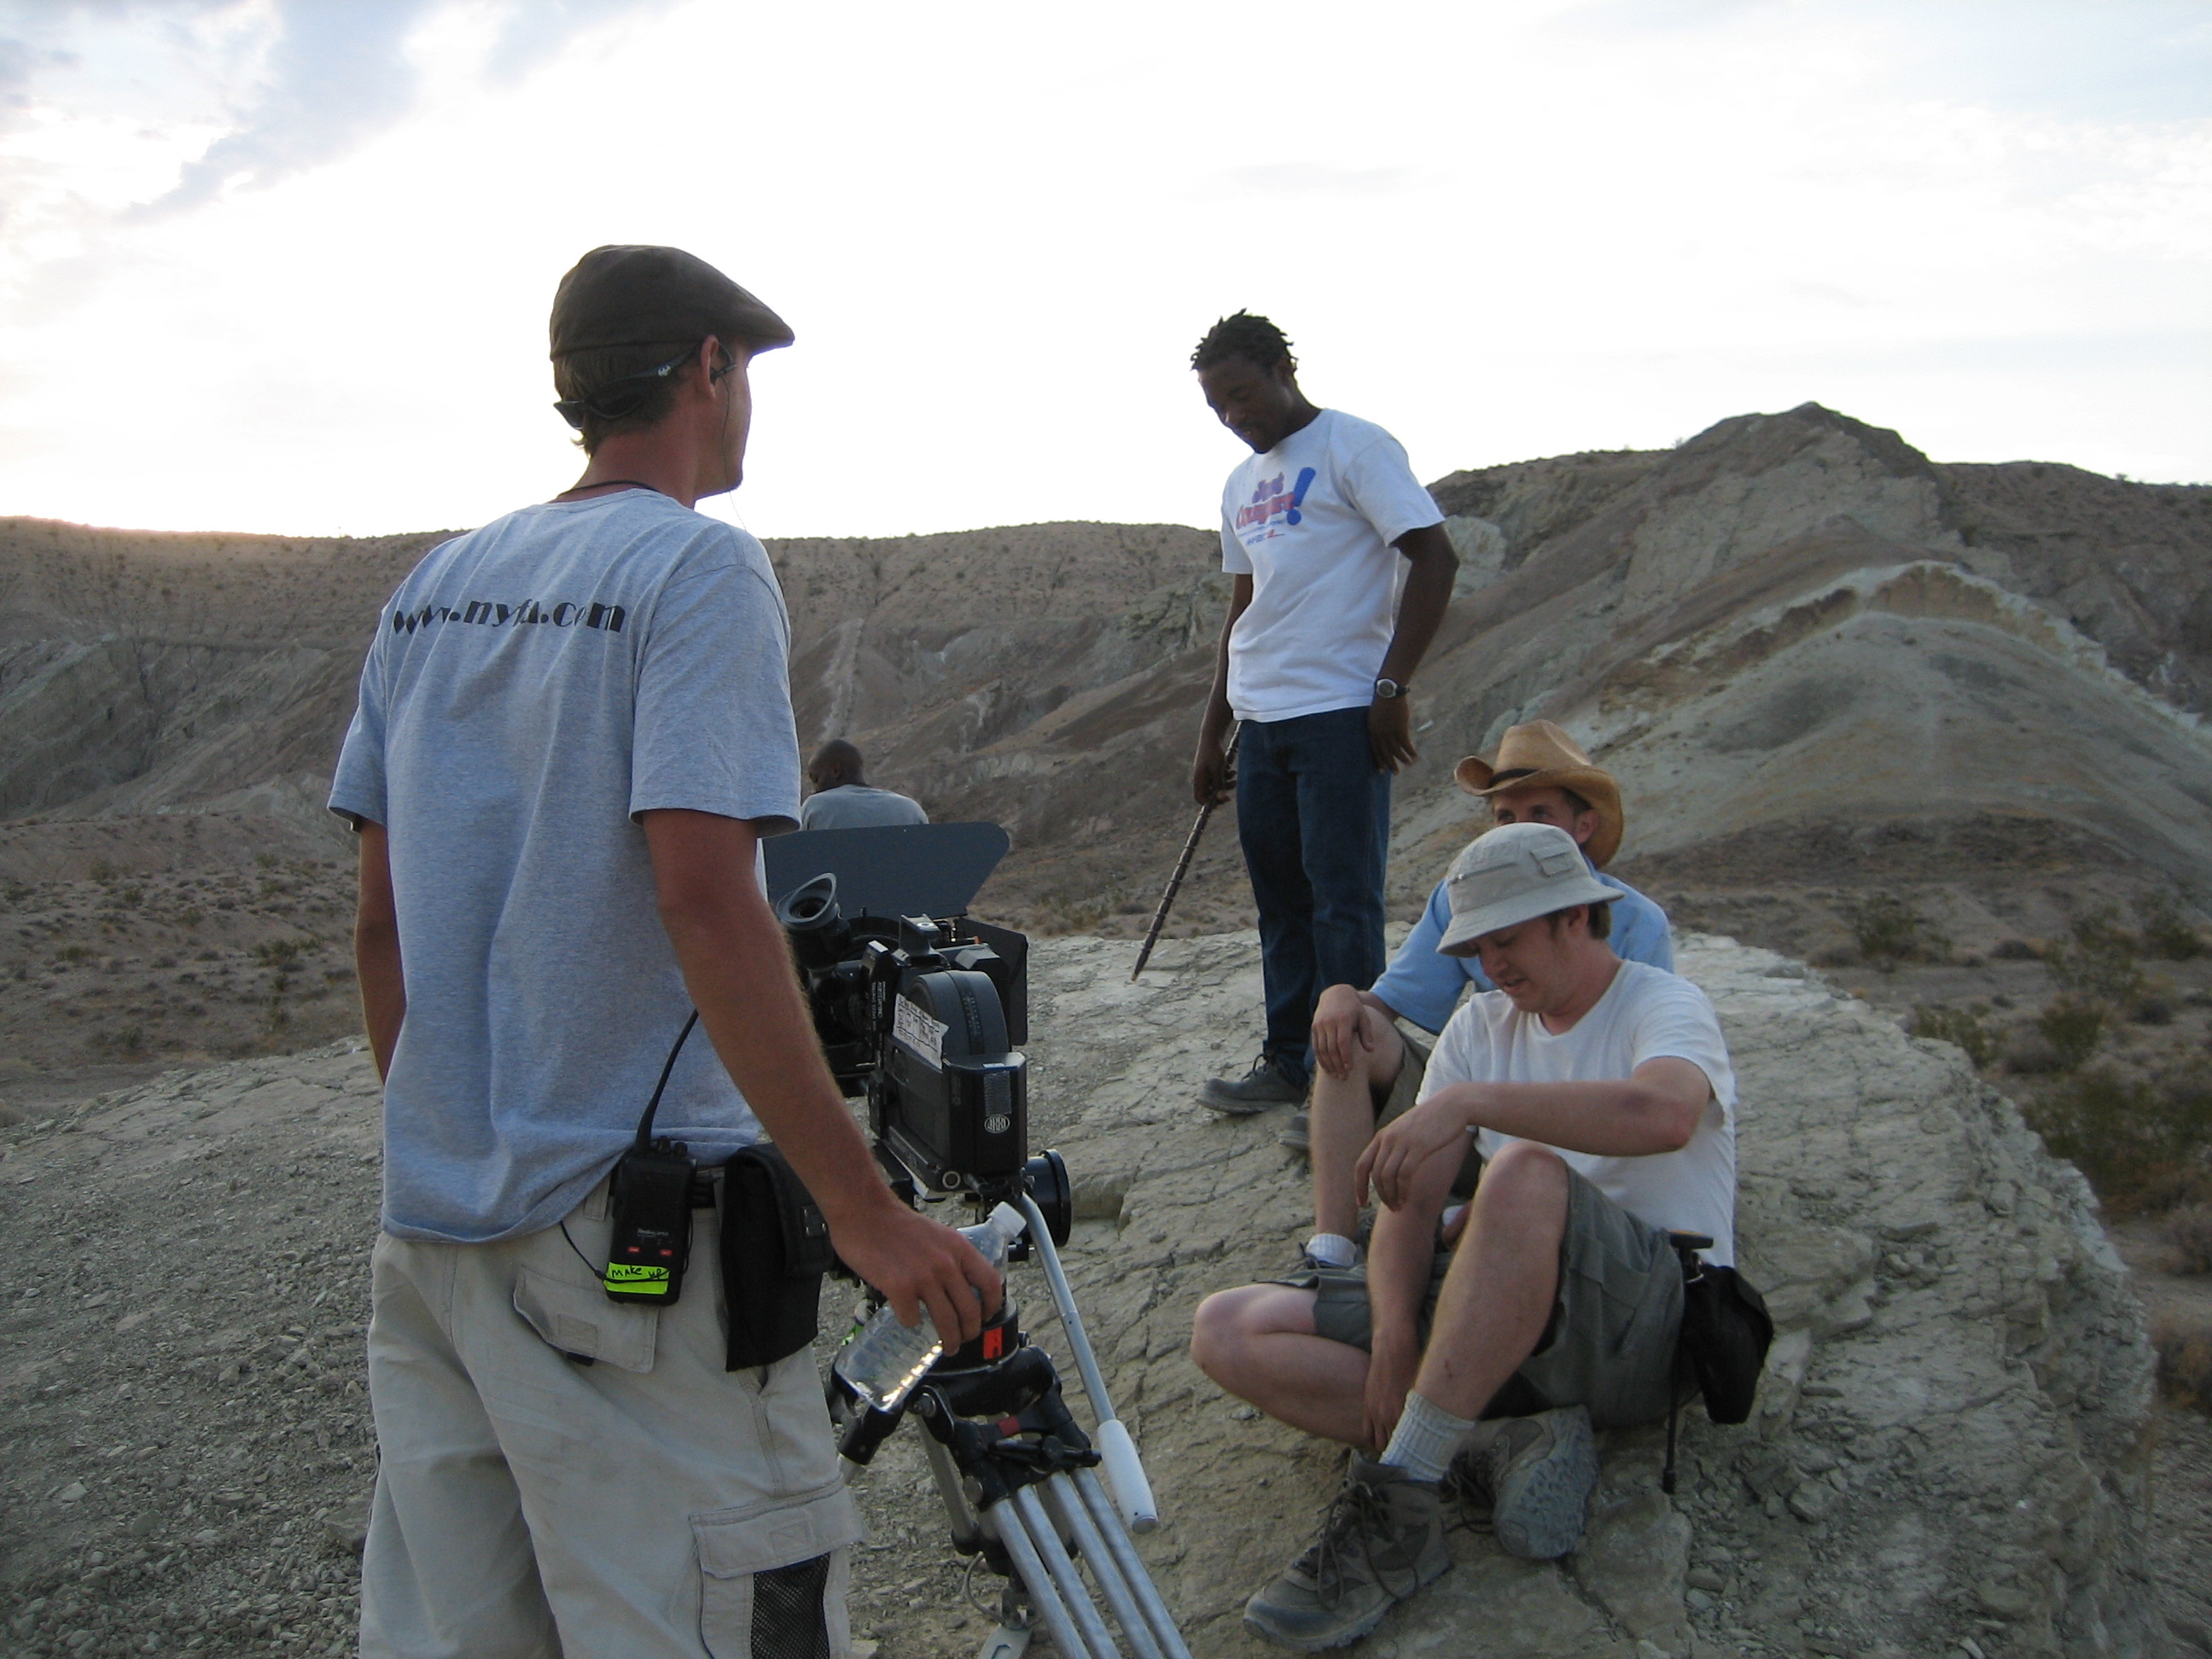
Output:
[0, 0, 2205, 543]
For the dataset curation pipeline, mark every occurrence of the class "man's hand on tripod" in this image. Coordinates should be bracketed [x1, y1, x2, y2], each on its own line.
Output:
[835, 1202, 1003, 1346]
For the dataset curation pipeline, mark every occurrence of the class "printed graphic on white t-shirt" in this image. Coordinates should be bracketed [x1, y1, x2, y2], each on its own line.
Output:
[1217, 409, 1442, 724]
[1417, 960, 1739, 1264]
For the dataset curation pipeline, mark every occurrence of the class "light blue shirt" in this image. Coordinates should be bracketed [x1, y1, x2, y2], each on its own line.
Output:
[800, 784, 928, 830]
[330, 491, 801, 1243]
[1370, 862, 1674, 1035]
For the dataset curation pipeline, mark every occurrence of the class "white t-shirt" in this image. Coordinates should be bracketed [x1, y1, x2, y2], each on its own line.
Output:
[330, 490, 801, 1244]
[1418, 959, 1739, 1265]
[1218, 409, 1443, 724]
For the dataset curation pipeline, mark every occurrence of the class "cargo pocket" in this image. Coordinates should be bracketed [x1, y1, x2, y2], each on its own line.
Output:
[512, 1263, 659, 1374]
[695, 1481, 864, 1659]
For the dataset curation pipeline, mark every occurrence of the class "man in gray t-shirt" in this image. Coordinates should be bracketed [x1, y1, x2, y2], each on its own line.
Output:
[331, 246, 996, 1659]
[798, 737, 928, 830]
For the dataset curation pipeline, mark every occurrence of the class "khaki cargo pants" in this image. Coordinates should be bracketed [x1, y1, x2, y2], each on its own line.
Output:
[361, 1177, 862, 1659]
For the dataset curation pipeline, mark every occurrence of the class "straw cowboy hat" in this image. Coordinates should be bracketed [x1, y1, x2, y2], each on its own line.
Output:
[1453, 719, 1625, 869]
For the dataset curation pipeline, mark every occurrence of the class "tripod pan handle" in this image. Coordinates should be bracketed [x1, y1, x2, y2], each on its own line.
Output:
[1095, 1418, 1158, 1534]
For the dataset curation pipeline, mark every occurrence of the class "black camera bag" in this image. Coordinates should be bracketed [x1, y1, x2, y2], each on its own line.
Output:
[1671, 1237, 1774, 1425]
[719, 1144, 835, 1371]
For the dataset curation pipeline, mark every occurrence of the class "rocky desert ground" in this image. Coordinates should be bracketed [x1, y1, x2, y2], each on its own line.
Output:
[3, 934, 2205, 1659]
[3, 402, 2210, 1655]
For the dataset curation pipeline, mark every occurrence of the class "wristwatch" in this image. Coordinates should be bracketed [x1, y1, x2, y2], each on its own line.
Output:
[1374, 678, 1409, 700]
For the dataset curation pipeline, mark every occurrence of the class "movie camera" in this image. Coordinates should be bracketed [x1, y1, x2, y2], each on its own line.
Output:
[766, 824, 1190, 1659]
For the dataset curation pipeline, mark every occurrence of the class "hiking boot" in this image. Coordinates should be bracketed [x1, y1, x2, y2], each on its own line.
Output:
[1201, 1052, 1307, 1115]
[1445, 1406, 1597, 1559]
[1243, 1456, 1450, 1650]
[1278, 1109, 1311, 1154]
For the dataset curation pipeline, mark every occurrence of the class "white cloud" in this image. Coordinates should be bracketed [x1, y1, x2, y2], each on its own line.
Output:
[0, 0, 2205, 541]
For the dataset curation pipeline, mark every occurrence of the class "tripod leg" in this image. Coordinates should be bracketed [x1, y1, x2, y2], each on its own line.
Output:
[987, 1499, 1105, 1659]
[1012, 1485, 1125, 1659]
[1042, 1476, 1167, 1659]
[923, 1435, 981, 1552]
[1074, 1470, 1194, 1659]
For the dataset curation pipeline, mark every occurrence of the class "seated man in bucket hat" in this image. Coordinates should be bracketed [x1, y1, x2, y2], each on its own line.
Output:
[1190, 821, 1737, 1650]
[1282, 720, 1675, 1278]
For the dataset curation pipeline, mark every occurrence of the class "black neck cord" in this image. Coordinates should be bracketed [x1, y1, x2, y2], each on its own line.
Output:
[633, 1010, 699, 1145]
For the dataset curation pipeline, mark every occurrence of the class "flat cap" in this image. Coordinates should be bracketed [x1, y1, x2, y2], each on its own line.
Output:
[549, 245, 794, 358]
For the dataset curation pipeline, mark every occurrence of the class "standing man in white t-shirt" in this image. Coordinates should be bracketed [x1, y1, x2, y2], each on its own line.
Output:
[1190, 823, 1738, 1651]
[1188, 311, 1458, 1113]
[331, 246, 998, 1659]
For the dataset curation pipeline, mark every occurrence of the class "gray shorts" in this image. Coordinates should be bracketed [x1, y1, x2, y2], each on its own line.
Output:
[1375, 1032, 1483, 1200]
[1291, 1166, 1685, 1430]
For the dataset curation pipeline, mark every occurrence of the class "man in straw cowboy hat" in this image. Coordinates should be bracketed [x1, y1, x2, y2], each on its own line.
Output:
[1190, 821, 1738, 1650]
[1281, 720, 1674, 1278]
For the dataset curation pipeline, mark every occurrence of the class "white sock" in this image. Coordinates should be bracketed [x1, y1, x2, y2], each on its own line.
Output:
[1304, 1231, 1357, 1269]
[1380, 1390, 1477, 1485]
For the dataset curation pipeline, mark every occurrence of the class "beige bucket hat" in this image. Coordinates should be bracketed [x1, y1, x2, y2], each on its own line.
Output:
[1437, 823, 1619, 956]
[1454, 719, 1624, 870]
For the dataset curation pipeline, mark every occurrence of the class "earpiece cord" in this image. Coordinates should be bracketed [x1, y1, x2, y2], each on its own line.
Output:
[634, 1010, 700, 1146]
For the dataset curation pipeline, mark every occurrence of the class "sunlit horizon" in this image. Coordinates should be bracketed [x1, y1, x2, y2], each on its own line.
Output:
[2, 0, 2206, 544]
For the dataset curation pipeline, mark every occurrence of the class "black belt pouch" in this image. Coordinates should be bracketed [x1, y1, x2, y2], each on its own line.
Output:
[719, 1144, 835, 1371]
[1676, 1259, 1775, 1424]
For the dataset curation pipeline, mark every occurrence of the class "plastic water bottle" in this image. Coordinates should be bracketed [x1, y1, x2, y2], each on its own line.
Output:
[835, 1202, 1026, 1412]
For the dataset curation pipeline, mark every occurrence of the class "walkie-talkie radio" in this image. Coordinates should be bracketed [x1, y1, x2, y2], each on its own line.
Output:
[603, 1011, 701, 1305]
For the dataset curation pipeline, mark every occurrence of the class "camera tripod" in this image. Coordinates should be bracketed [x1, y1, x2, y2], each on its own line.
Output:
[830, 1191, 1194, 1659]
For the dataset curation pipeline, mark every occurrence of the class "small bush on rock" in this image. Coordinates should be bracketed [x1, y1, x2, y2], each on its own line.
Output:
[2136, 892, 2207, 961]
[2036, 998, 2105, 1069]
[2026, 1067, 2212, 1203]
[2168, 1206, 2212, 1275]
[1912, 1005, 1996, 1068]
[2042, 911, 2146, 1006]
[2137, 1167, 2212, 1212]
[2152, 1313, 2212, 1414]
[1842, 894, 1950, 970]
[1991, 937, 2041, 961]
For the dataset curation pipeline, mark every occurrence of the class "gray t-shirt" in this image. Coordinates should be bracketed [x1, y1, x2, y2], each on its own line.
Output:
[329, 490, 801, 1244]
[798, 784, 928, 830]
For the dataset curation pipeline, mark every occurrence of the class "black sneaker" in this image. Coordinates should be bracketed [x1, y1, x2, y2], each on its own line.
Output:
[1243, 1456, 1450, 1650]
[1278, 1109, 1311, 1154]
[1202, 1052, 1308, 1115]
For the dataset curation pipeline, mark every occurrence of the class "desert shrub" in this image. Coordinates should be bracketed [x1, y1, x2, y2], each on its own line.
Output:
[2151, 1313, 2212, 1414]
[2, 880, 32, 906]
[2132, 993, 2176, 1027]
[2023, 1066, 2212, 1202]
[2035, 998, 2105, 1069]
[2136, 1167, 2212, 1212]
[1842, 894, 1950, 970]
[116, 884, 143, 908]
[253, 938, 308, 966]
[1912, 1004, 1996, 1068]
[1991, 938, 2040, 962]
[255, 852, 278, 870]
[2168, 1206, 2212, 1275]
[2136, 892, 2207, 962]
[2042, 911, 2145, 1005]
[88, 858, 119, 882]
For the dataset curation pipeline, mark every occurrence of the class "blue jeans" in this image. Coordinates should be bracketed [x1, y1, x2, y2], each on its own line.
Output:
[1235, 706, 1390, 1086]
